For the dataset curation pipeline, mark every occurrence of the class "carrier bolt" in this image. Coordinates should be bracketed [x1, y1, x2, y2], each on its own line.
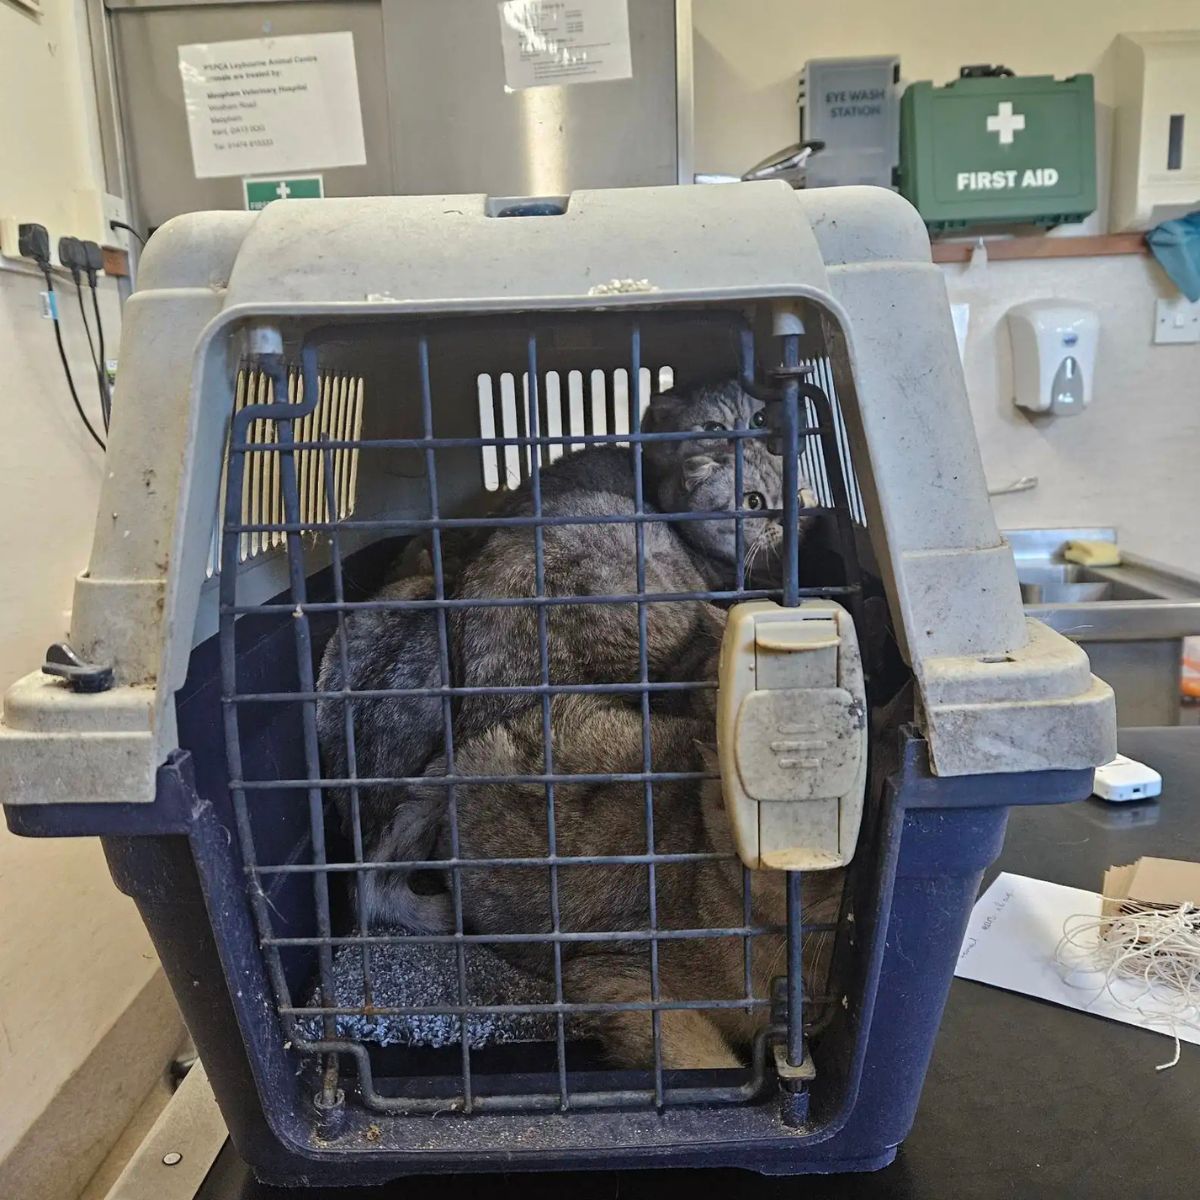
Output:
[247, 323, 284, 358]
[313, 1086, 350, 1137]
[162, 1152, 182, 1166]
[773, 1043, 816, 1084]
[771, 305, 806, 338]
[313, 1087, 346, 1112]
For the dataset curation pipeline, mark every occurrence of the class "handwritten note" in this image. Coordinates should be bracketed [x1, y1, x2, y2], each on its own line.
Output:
[178, 32, 366, 179]
[957, 872, 1200, 1048]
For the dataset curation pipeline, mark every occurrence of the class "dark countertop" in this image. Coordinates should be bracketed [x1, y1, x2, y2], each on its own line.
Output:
[199, 727, 1200, 1200]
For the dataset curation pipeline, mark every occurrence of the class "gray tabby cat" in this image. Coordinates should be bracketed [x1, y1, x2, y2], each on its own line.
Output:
[450, 378, 802, 743]
[317, 379, 813, 935]
[315, 566, 455, 931]
[416, 685, 841, 1069]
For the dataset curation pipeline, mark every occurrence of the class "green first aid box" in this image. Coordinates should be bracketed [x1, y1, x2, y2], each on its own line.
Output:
[899, 73, 1096, 231]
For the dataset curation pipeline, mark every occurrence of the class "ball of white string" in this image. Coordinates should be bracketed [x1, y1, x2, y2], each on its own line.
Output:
[1055, 901, 1200, 1070]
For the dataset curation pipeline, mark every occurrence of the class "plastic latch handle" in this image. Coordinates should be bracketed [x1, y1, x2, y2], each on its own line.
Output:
[716, 601, 868, 871]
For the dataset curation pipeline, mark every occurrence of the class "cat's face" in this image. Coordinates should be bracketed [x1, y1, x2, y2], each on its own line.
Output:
[643, 380, 814, 583]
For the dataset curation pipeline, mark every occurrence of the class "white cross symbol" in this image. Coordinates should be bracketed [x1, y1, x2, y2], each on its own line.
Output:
[274, 180, 292, 199]
[986, 101, 1025, 145]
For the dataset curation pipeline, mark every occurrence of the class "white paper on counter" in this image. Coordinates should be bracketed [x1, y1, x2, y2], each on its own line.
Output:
[178, 32, 366, 179]
[955, 872, 1200, 1048]
[498, 0, 632, 90]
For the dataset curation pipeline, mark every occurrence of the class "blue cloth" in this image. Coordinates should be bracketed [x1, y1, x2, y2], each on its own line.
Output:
[1146, 211, 1200, 302]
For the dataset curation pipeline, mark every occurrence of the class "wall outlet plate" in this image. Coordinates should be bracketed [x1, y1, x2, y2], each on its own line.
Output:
[102, 193, 130, 248]
[0, 217, 22, 260]
[1154, 295, 1200, 345]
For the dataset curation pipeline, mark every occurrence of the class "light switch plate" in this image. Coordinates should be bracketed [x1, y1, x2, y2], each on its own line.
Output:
[1154, 295, 1200, 345]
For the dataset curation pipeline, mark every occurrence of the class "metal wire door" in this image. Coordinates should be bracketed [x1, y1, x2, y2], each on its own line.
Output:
[218, 308, 867, 1120]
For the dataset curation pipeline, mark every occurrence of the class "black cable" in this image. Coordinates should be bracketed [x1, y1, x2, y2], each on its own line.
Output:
[75, 283, 100, 374]
[74, 281, 111, 433]
[109, 219, 146, 248]
[90, 281, 112, 431]
[42, 272, 106, 451]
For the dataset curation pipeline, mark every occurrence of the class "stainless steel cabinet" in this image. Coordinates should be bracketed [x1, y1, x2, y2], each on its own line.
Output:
[96, 0, 692, 232]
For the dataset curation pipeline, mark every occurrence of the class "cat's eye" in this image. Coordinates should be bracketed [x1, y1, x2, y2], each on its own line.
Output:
[701, 421, 726, 432]
[744, 492, 767, 511]
[750, 410, 767, 428]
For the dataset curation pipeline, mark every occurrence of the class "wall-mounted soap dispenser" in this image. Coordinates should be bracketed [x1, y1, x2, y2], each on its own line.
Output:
[1005, 300, 1100, 415]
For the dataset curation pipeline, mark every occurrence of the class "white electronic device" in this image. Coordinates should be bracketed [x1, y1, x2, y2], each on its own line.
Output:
[1092, 753, 1162, 803]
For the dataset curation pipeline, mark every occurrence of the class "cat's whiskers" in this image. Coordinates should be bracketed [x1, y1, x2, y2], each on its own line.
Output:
[742, 526, 770, 583]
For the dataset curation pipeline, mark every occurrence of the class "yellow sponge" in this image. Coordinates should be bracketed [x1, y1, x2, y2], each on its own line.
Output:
[1063, 539, 1121, 567]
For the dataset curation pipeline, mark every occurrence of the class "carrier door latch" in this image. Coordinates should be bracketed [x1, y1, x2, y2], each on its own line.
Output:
[716, 601, 867, 871]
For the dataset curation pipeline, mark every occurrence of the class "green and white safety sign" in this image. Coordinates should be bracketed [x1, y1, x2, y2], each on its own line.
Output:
[243, 175, 324, 211]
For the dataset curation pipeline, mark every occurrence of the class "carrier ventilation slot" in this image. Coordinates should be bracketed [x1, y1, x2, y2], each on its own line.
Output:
[475, 360, 864, 523]
[477, 365, 673, 492]
[800, 356, 866, 527]
[206, 365, 364, 576]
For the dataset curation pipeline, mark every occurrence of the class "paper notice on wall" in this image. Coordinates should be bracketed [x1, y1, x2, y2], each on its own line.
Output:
[498, 0, 632, 91]
[177, 32, 366, 180]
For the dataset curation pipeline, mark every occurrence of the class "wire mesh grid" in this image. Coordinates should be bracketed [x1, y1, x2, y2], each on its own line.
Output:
[217, 310, 867, 1119]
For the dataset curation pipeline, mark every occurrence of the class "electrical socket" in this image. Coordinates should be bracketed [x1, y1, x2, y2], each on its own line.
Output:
[3, 218, 62, 268]
[1154, 296, 1200, 345]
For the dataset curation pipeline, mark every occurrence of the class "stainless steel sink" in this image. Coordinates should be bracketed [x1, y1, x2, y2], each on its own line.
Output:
[1005, 528, 1200, 726]
[1016, 563, 1162, 604]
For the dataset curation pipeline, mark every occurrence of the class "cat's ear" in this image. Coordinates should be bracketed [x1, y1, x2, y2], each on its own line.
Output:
[415, 548, 434, 574]
[682, 454, 720, 493]
[642, 391, 685, 434]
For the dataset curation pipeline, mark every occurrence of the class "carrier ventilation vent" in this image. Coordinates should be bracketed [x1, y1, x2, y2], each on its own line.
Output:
[206, 366, 364, 576]
[476, 366, 673, 492]
[800, 357, 867, 527]
[475, 360, 864, 524]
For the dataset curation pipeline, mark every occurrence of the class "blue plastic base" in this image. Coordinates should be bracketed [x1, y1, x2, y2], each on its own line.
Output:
[70, 726, 1090, 1186]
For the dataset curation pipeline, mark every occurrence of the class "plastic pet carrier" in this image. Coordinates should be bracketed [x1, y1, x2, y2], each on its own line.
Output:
[0, 183, 1115, 1183]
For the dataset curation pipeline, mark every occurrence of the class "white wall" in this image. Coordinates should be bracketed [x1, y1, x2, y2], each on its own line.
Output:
[0, 266, 113, 679]
[0, 0, 112, 248]
[693, 0, 1200, 175]
[946, 252, 1200, 570]
[694, 1, 1200, 570]
[0, 3, 183, 1197]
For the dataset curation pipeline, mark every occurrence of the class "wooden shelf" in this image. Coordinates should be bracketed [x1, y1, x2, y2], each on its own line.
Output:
[931, 233, 1148, 264]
